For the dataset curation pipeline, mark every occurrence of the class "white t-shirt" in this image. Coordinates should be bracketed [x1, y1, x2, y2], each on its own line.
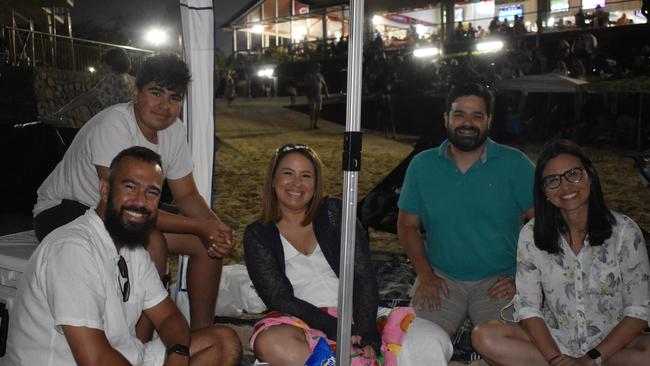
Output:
[280, 234, 339, 307]
[33, 102, 193, 216]
[4, 210, 168, 365]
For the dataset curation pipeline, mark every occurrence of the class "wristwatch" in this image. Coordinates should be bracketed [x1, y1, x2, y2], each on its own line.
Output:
[166, 344, 190, 357]
[587, 348, 602, 366]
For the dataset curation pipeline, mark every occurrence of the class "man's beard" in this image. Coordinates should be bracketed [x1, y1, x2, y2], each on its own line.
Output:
[104, 191, 156, 249]
[447, 125, 488, 152]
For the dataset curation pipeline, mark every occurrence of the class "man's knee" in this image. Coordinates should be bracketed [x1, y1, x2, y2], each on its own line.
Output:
[207, 326, 242, 365]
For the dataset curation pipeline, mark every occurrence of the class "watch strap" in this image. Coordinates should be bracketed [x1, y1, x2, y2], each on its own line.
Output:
[166, 344, 190, 357]
[587, 348, 602, 366]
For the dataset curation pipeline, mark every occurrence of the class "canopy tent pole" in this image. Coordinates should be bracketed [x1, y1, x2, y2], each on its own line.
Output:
[336, 0, 365, 365]
[174, 0, 215, 320]
[638, 94, 643, 151]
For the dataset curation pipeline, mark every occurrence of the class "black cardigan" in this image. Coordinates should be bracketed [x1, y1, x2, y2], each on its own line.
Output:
[243, 197, 381, 352]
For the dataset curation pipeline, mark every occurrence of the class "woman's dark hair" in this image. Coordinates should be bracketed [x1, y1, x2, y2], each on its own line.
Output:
[533, 139, 614, 253]
[135, 53, 191, 96]
[101, 48, 130, 74]
[260, 144, 324, 226]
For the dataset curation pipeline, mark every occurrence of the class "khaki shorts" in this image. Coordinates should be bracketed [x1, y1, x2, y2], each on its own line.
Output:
[410, 270, 514, 334]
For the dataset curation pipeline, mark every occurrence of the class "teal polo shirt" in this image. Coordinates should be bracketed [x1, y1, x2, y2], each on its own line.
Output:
[398, 138, 534, 280]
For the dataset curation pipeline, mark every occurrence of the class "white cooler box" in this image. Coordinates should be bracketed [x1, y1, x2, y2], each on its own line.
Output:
[0, 230, 39, 357]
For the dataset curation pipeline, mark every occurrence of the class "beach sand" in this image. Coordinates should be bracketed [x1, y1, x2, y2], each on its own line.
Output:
[214, 97, 414, 263]
[213, 97, 650, 264]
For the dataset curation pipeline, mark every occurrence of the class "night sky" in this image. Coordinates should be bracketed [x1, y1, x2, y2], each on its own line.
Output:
[71, 0, 242, 54]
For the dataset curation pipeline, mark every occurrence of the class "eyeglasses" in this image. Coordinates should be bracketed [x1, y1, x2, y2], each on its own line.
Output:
[276, 144, 310, 155]
[542, 167, 585, 189]
[117, 256, 130, 302]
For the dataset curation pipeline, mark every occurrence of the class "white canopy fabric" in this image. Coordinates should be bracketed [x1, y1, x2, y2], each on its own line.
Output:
[175, 0, 214, 319]
[493, 73, 589, 93]
[181, 0, 215, 202]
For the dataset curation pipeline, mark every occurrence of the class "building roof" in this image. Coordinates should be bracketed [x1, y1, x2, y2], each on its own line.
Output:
[221, 0, 263, 29]
[221, 0, 441, 30]
[0, 0, 74, 25]
[301, 0, 347, 6]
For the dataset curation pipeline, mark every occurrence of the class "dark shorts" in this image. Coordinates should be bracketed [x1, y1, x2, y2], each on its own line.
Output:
[34, 200, 179, 242]
[34, 199, 90, 241]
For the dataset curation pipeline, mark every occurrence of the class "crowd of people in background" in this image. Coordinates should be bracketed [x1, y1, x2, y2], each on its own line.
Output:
[217, 18, 650, 145]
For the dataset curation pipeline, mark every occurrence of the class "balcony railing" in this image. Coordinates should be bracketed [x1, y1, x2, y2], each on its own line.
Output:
[2, 26, 154, 72]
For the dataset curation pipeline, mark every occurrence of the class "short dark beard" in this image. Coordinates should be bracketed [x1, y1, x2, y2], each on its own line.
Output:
[447, 125, 488, 152]
[104, 189, 156, 249]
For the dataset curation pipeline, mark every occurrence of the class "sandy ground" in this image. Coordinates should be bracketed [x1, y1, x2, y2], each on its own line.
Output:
[213, 96, 650, 265]
[214, 96, 414, 263]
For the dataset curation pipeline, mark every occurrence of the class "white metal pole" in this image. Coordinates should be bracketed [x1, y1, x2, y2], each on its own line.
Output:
[336, 0, 364, 365]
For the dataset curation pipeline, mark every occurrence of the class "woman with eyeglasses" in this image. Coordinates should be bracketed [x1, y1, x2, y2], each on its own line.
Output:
[472, 139, 650, 366]
[243, 144, 452, 366]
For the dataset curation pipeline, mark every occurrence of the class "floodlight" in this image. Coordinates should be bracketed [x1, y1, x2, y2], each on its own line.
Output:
[145, 28, 168, 46]
[257, 68, 275, 78]
[413, 47, 440, 58]
[476, 40, 504, 52]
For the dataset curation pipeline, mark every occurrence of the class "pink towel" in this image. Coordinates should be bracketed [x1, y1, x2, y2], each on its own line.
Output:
[250, 307, 415, 366]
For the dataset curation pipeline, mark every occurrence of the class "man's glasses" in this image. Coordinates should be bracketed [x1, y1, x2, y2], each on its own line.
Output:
[117, 256, 130, 302]
[542, 167, 585, 189]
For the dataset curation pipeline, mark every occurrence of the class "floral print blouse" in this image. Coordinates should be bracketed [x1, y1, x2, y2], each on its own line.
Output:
[514, 212, 650, 357]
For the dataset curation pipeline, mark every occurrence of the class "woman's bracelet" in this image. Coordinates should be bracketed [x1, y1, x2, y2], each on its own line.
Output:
[548, 354, 562, 364]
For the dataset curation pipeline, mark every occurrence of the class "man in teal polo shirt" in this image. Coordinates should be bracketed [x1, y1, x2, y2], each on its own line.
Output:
[397, 82, 534, 338]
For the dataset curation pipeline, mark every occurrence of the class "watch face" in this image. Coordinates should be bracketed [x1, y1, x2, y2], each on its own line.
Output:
[587, 348, 601, 359]
[167, 344, 190, 356]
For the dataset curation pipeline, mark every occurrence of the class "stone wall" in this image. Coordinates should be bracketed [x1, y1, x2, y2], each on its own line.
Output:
[32, 67, 103, 128]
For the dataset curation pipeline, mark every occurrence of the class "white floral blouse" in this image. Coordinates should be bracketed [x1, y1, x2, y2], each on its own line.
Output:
[513, 212, 650, 357]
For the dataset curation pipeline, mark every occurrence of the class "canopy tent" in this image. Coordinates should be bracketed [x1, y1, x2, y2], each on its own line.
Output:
[180, 0, 215, 202]
[580, 76, 650, 150]
[579, 76, 650, 94]
[174, 0, 215, 319]
[493, 73, 589, 93]
[493, 73, 589, 132]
